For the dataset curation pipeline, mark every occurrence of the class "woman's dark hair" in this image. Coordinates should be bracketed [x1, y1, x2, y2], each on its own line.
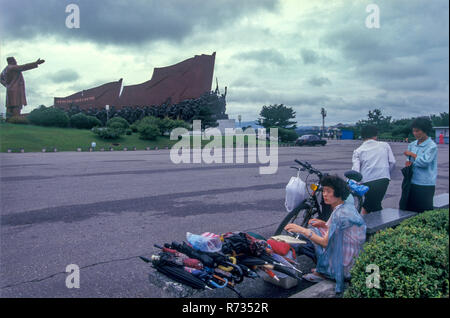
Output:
[321, 175, 350, 200]
[361, 125, 378, 139]
[411, 117, 432, 135]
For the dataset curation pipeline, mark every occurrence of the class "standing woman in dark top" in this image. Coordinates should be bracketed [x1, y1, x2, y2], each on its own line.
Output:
[403, 117, 438, 213]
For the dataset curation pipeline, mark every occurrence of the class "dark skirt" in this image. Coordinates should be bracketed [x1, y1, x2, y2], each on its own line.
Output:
[362, 178, 390, 213]
[406, 184, 435, 213]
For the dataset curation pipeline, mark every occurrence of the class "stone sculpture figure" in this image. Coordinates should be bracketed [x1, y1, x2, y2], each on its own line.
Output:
[1, 57, 45, 118]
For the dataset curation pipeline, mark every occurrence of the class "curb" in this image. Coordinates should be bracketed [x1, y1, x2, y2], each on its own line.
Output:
[289, 280, 338, 298]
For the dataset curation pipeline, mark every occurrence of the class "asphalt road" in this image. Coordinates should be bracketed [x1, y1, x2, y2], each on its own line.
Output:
[1, 140, 448, 298]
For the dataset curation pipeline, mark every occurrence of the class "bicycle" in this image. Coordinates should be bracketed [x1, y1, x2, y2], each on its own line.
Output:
[274, 159, 368, 236]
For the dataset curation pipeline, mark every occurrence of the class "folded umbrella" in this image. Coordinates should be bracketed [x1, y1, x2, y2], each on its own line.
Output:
[141, 254, 211, 290]
[153, 262, 209, 290]
[399, 161, 413, 210]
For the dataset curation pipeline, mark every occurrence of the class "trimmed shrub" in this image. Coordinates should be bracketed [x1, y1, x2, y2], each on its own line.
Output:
[138, 123, 160, 140]
[108, 121, 127, 130]
[92, 127, 124, 139]
[6, 116, 29, 124]
[125, 128, 132, 135]
[130, 122, 139, 132]
[107, 117, 129, 129]
[88, 116, 102, 129]
[399, 209, 449, 235]
[28, 106, 69, 127]
[70, 113, 101, 129]
[277, 127, 298, 142]
[344, 209, 449, 298]
[159, 117, 191, 135]
[132, 116, 189, 138]
[137, 116, 162, 129]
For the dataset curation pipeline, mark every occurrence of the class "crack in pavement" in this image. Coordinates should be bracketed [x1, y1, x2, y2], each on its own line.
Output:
[1, 222, 281, 291]
[1, 254, 142, 290]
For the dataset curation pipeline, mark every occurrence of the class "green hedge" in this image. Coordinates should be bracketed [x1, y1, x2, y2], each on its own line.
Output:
[6, 116, 29, 125]
[277, 127, 298, 142]
[345, 209, 449, 298]
[28, 106, 69, 127]
[133, 116, 190, 140]
[92, 127, 124, 139]
[70, 113, 101, 129]
[106, 117, 129, 129]
[138, 123, 160, 140]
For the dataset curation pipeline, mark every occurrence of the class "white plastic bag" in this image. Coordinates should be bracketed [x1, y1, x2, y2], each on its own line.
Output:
[285, 176, 308, 212]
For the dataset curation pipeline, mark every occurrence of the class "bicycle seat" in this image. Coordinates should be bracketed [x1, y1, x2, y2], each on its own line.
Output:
[344, 170, 363, 182]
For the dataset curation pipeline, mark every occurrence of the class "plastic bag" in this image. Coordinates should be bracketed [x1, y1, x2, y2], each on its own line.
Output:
[186, 232, 222, 253]
[285, 176, 308, 212]
[347, 179, 369, 197]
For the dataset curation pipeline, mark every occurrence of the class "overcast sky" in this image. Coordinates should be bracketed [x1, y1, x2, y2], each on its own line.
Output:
[0, 0, 448, 125]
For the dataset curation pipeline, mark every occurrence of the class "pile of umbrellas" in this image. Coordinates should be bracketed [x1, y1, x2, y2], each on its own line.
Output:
[140, 232, 304, 298]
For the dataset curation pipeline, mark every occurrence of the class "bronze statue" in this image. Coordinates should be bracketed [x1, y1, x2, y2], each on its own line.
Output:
[1, 57, 45, 118]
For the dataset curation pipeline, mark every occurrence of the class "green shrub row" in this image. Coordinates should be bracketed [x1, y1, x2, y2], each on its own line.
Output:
[6, 116, 29, 125]
[132, 116, 190, 140]
[344, 209, 449, 298]
[277, 127, 298, 142]
[28, 106, 70, 127]
[92, 127, 125, 139]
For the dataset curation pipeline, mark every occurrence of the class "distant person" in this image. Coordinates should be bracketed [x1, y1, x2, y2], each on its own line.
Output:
[352, 125, 396, 214]
[0, 57, 45, 119]
[439, 133, 444, 145]
[403, 117, 438, 213]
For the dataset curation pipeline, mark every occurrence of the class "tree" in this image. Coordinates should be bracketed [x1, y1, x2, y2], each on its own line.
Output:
[357, 108, 392, 132]
[256, 104, 297, 129]
[430, 112, 449, 127]
[192, 105, 218, 129]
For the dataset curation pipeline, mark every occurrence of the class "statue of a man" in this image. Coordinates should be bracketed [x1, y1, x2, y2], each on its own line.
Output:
[1, 57, 45, 118]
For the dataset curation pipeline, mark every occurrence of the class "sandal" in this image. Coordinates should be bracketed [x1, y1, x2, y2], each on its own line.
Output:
[302, 272, 325, 283]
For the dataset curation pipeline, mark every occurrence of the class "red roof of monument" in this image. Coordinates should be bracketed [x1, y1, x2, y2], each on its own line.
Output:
[54, 52, 216, 109]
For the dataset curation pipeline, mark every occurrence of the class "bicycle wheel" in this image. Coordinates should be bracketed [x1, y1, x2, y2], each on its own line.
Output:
[274, 202, 313, 236]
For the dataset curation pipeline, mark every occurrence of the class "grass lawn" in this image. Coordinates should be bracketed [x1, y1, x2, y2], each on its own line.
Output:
[0, 123, 276, 152]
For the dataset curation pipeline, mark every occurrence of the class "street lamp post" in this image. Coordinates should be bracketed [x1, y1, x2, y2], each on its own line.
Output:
[105, 105, 110, 123]
[321, 107, 327, 138]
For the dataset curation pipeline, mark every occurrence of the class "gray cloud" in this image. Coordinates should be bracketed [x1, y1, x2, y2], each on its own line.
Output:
[49, 69, 80, 83]
[0, 0, 279, 45]
[301, 49, 319, 64]
[308, 76, 331, 87]
[228, 87, 330, 107]
[232, 49, 289, 66]
[1, 0, 447, 126]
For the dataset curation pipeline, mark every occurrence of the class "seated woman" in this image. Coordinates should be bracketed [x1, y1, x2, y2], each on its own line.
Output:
[285, 175, 366, 293]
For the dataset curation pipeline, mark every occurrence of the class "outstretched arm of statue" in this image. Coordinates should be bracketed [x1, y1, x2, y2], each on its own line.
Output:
[10, 59, 45, 72]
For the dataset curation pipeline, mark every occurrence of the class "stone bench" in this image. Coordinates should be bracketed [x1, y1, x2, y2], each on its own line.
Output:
[363, 193, 449, 236]
[434, 193, 449, 209]
[363, 208, 418, 235]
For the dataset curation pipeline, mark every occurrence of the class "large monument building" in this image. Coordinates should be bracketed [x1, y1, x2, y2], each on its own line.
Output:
[54, 53, 217, 110]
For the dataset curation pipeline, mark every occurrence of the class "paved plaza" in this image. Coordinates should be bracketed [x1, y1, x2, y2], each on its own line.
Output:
[1, 140, 448, 297]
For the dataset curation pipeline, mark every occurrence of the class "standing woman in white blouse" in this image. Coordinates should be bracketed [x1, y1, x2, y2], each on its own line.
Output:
[352, 125, 396, 215]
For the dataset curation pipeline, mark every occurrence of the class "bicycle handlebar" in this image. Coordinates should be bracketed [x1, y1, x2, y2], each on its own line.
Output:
[295, 160, 323, 178]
